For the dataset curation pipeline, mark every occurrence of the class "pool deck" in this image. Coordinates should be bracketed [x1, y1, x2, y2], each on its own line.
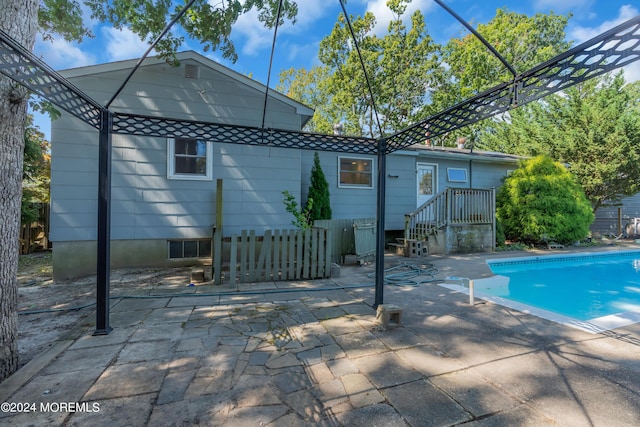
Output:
[2, 244, 640, 426]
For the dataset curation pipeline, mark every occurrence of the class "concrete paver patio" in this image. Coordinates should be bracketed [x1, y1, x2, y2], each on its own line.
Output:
[2, 248, 640, 426]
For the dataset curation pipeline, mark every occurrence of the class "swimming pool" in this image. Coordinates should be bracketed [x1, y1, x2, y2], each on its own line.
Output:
[441, 250, 640, 332]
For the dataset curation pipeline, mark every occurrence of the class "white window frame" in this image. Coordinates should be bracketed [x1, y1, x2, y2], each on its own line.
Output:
[447, 167, 468, 183]
[338, 156, 374, 189]
[167, 138, 213, 180]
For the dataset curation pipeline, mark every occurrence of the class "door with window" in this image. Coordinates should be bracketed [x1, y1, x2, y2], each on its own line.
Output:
[416, 163, 436, 208]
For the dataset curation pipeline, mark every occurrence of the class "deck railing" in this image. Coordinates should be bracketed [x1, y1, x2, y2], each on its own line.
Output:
[404, 187, 495, 242]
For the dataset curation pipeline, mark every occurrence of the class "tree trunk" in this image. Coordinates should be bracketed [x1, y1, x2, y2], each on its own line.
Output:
[0, 0, 38, 381]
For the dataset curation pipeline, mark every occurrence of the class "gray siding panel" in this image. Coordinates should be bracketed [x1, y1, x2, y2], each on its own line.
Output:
[51, 108, 301, 242]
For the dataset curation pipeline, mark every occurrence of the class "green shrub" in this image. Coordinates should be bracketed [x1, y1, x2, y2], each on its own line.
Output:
[496, 155, 594, 245]
[282, 190, 313, 230]
[307, 152, 331, 221]
[495, 218, 506, 248]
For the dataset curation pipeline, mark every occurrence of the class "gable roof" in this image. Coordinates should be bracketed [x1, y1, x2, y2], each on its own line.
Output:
[59, 50, 314, 124]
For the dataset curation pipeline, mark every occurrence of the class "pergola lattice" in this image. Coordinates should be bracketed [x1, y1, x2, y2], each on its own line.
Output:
[1, 6, 639, 334]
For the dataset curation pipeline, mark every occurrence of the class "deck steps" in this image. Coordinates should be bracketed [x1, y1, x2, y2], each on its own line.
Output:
[387, 238, 428, 257]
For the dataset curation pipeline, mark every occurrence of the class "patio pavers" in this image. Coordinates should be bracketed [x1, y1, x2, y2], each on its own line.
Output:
[3, 250, 640, 426]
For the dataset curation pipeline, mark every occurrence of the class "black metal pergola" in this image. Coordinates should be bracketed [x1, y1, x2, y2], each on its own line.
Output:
[1, 3, 639, 335]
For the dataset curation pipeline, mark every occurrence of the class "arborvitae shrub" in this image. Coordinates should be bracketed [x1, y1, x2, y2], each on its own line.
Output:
[307, 152, 331, 221]
[496, 155, 594, 245]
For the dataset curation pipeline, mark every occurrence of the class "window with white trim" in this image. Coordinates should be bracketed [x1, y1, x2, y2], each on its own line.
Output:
[338, 156, 373, 188]
[447, 168, 467, 183]
[167, 138, 213, 180]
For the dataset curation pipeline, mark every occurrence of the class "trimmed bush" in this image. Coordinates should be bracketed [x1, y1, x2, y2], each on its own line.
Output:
[496, 155, 594, 245]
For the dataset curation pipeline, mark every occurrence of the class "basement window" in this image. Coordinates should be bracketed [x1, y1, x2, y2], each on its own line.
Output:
[168, 239, 212, 259]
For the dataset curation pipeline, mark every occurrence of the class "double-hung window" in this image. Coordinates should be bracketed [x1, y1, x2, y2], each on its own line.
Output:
[338, 156, 373, 188]
[167, 138, 213, 180]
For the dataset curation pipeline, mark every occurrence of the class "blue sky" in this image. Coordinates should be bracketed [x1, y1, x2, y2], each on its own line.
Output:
[32, 0, 640, 137]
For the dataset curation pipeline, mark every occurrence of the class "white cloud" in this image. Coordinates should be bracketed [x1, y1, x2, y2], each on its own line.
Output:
[234, 8, 272, 56]
[102, 26, 153, 62]
[231, 1, 339, 57]
[569, 5, 640, 83]
[569, 5, 639, 43]
[365, 0, 435, 35]
[34, 36, 96, 70]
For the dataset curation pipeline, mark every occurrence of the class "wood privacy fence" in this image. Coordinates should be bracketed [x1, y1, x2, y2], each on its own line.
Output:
[314, 218, 376, 264]
[212, 228, 332, 285]
[19, 203, 50, 254]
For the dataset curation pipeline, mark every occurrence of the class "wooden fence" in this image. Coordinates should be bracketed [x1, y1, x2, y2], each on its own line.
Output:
[314, 218, 376, 264]
[19, 203, 50, 254]
[212, 228, 332, 285]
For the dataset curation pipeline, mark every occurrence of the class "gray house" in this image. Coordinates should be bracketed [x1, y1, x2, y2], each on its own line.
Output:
[50, 51, 521, 279]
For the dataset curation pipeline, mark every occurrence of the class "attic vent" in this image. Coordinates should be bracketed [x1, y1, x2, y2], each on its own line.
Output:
[184, 64, 200, 79]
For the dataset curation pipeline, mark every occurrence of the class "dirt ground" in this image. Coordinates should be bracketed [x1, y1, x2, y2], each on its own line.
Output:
[16, 252, 193, 369]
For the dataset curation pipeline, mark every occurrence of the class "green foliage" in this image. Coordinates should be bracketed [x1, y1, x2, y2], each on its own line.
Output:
[279, 5, 570, 143]
[307, 153, 331, 222]
[37, 0, 297, 63]
[22, 117, 50, 225]
[496, 155, 594, 245]
[282, 190, 313, 230]
[495, 219, 506, 248]
[280, 1, 441, 137]
[480, 72, 640, 212]
[83, 0, 296, 63]
[39, 0, 92, 42]
[430, 8, 570, 146]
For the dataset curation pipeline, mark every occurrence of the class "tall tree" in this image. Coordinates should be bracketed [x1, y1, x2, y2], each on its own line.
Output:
[22, 116, 51, 225]
[281, 0, 441, 138]
[430, 8, 570, 146]
[0, 0, 298, 381]
[479, 72, 640, 212]
[0, 0, 39, 381]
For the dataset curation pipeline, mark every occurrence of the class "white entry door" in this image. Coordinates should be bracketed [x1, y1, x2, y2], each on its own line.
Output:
[416, 163, 436, 208]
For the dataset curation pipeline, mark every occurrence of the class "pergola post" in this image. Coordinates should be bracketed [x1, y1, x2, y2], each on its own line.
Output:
[374, 138, 387, 309]
[94, 109, 113, 335]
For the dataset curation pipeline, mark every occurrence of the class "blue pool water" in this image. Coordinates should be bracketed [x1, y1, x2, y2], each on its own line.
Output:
[485, 250, 640, 322]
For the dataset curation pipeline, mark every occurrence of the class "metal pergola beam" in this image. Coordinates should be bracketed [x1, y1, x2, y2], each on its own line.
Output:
[386, 14, 640, 153]
[0, 28, 103, 129]
[112, 113, 377, 154]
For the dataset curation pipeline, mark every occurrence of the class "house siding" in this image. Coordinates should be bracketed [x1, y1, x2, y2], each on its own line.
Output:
[301, 150, 517, 232]
[52, 117, 301, 242]
[50, 54, 307, 278]
[592, 194, 640, 236]
[50, 53, 523, 279]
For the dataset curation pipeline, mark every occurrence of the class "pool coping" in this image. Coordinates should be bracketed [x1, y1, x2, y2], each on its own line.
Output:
[441, 249, 640, 334]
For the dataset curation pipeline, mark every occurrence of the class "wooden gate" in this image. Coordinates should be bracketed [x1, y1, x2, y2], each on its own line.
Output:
[213, 228, 332, 284]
